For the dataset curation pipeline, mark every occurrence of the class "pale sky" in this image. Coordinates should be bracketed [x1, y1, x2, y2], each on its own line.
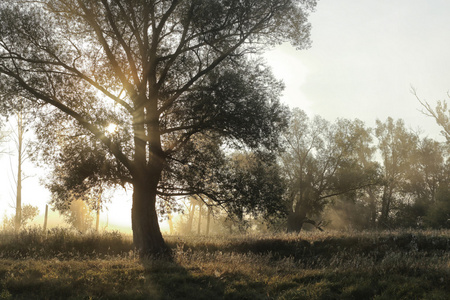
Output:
[1, 0, 449, 230]
[265, 0, 450, 142]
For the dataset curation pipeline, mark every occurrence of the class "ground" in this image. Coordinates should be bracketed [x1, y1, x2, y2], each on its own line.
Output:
[0, 229, 448, 299]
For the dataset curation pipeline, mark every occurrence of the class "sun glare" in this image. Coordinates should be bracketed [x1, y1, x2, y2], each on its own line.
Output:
[106, 123, 118, 134]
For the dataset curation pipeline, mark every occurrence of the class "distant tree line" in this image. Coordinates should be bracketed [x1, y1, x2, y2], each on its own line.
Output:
[172, 107, 449, 234]
[278, 109, 449, 231]
[1, 103, 448, 235]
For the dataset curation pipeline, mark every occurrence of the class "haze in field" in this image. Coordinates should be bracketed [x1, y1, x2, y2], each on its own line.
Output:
[1, 0, 449, 230]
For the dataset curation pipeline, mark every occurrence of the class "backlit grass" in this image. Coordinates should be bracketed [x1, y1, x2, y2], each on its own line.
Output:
[0, 229, 448, 299]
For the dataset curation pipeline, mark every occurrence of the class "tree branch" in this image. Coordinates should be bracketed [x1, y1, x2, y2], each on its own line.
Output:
[101, 0, 141, 87]
[1, 68, 134, 173]
[76, 0, 136, 101]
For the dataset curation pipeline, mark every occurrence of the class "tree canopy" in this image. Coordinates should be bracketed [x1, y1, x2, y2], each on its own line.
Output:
[0, 0, 316, 255]
[281, 109, 380, 232]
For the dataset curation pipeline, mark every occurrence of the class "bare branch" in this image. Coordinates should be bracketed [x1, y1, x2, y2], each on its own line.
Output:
[412, 87, 450, 141]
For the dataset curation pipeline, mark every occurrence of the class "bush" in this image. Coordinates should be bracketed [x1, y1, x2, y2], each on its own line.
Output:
[424, 187, 450, 229]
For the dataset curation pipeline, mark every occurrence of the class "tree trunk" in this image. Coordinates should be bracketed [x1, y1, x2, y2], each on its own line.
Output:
[15, 164, 22, 231]
[287, 210, 307, 233]
[186, 203, 196, 234]
[96, 194, 101, 233]
[197, 204, 202, 235]
[367, 188, 378, 228]
[167, 213, 174, 235]
[15, 112, 23, 232]
[206, 206, 211, 236]
[43, 204, 48, 232]
[131, 179, 170, 257]
[380, 185, 393, 227]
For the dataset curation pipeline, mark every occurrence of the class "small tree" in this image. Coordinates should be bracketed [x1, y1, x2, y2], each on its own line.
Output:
[11, 110, 32, 232]
[375, 117, 419, 226]
[2, 204, 39, 231]
[0, 108, 34, 232]
[424, 185, 450, 228]
[63, 199, 94, 233]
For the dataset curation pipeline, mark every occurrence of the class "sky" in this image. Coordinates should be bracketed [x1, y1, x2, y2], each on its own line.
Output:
[265, 0, 450, 141]
[1, 0, 449, 231]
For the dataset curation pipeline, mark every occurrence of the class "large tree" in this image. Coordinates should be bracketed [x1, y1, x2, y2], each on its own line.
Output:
[394, 137, 448, 227]
[375, 117, 419, 227]
[281, 109, 379, 232]
[0, 0, 316, 255]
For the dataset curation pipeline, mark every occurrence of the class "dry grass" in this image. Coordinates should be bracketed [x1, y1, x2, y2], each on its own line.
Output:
[0, 229, 448, 299]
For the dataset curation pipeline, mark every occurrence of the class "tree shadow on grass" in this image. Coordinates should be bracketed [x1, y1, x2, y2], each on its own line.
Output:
[142, 260, 226, 300]
[141, 258, 269, 300]
[0, 258, 227, 300]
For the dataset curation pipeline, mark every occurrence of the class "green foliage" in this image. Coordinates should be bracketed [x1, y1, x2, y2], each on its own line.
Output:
[394, 201, 429, 228]
[425, 187, 450, 229]
[168, 137, 287, 228]
[376, 117, 420, 225]
[218, 151, 287, 221]
[281, 109, 379, 231]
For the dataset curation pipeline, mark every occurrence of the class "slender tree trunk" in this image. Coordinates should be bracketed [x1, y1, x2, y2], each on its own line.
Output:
[167, 213, 174, 235]
[197, 204, 202, 235]
[380, 186, 388, 223]
[367, 188, 377, 228]
[380, 185, 393, 227]
[186, 203, 196, 234]
[15, 164, 22, 231]
[95, 193, 101, 233]
[131, 178, 169, 257]
[206, 206, 211, 236]
[15, 112, 23, 232]
[96, 207, 100, 233]
[43, 204, 48, 232]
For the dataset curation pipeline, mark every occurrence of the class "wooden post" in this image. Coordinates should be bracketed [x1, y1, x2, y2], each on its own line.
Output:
[43, 204, 48, 232]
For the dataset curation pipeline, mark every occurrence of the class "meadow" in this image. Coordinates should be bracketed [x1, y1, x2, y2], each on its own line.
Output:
[0, 229, 448, 299]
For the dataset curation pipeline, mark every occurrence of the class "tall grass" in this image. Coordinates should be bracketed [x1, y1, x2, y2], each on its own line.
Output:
[0, 228, 133, 260]
[0, 228, 448, 299]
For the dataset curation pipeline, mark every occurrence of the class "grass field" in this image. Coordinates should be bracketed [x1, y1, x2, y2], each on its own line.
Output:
[0, 229, 448, 299]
